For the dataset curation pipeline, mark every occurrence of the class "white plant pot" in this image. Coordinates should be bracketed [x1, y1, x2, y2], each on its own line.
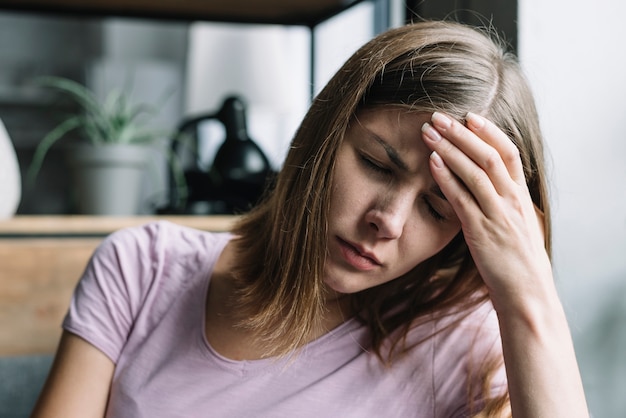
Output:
[0, 119, 21, 219]
[67, 143, 149, 216]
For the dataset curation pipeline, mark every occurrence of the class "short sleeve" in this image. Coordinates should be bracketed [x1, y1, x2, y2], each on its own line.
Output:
[62, 222, 162, 362]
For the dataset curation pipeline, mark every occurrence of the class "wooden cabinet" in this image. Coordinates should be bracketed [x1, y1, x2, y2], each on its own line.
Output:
[0, 215, 236, 355]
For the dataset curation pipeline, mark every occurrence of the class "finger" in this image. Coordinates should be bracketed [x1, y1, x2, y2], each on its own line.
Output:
[422, 120, 503, 215]
[428, 150, 483, 227]
[427, 112, 518, 197]
[465, 112, 526, 186]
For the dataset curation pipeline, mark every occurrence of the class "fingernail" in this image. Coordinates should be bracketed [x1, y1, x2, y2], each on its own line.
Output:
[466, 112, 485, 129]
[430, 151, 444, 168]
[421, 122, 441, 142]
[432, 112, 452, 130]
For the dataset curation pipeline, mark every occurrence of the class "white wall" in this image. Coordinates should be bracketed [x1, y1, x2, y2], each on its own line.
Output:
[518, 1, 626, 416]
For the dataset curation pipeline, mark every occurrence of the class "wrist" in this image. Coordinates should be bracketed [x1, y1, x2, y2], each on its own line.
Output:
[489, 271, 567, 338]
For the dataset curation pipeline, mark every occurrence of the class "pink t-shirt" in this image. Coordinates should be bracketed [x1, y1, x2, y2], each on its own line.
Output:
[63, 221, 506, 417]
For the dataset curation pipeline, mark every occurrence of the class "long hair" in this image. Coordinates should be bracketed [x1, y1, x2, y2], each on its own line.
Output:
[231, 20, 550, 416]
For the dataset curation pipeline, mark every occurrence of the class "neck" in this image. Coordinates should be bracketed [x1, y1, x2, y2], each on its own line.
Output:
[207, 240, 357, 360]
[322, 287, 355, 328]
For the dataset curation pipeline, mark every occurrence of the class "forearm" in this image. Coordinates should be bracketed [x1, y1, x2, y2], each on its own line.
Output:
[495, 282, 589, 418]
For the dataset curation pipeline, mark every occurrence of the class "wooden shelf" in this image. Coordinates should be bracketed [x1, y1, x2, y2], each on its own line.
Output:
[0, 0, 364, 25]
[0, 215, 238, 237]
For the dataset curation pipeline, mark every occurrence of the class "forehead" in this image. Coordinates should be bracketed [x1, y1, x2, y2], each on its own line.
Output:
[351, 108, 432, 167]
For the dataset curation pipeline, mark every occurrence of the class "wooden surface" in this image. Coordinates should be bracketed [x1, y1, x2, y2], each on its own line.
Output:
[0, 238, 101, 355]
[0, 0, 362, 25]
[0, 215, 237, 355]
[0, 215, 237, 236]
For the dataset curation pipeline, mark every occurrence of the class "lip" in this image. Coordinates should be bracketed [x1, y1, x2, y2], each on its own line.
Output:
[336, 237, 381, 271]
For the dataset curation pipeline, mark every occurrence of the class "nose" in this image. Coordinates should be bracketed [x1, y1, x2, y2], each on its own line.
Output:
[364, 194, 412, 240]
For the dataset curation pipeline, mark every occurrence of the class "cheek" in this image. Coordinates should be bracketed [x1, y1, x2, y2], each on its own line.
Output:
[403, 223, 461, 264]
[329, 178, 350, 216]
[430, 224, 462, 255]
[330, 163, 372, 213]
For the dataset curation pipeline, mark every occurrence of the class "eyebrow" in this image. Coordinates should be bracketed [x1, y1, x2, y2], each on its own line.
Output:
[361, 123, 448, 202]
[365, 130, 410, 171]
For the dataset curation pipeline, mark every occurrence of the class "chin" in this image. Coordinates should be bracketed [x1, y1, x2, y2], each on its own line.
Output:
[323, 274, 368, 295]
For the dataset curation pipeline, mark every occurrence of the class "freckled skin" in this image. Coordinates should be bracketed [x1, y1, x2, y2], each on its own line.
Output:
[324, 108, 461, 295]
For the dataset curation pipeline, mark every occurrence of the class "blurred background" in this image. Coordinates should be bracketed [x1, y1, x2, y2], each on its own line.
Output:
[0, 0, 624, 416]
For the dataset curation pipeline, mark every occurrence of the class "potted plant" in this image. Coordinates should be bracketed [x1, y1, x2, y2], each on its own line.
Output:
[27, 76, 184, 215]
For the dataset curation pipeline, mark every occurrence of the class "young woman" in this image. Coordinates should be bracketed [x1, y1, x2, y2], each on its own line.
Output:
[32, 21, 588, 417]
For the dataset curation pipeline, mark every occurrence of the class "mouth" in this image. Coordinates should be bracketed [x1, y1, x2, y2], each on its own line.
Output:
[336, 237, 381, 271]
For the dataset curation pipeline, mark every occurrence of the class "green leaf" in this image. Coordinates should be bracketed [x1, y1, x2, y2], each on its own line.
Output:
[26, 115, 84, 186]
[27, 75, 187, 203]
[35, 76, 104, 119]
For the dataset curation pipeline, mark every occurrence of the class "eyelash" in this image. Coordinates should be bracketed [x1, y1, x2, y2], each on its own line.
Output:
[423, 197, 446, 222]
[360, 154, 447, 223]
[360, 155, 391, 176]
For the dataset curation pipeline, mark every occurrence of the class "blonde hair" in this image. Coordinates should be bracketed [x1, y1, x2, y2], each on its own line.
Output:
[232, 20, 550, 416]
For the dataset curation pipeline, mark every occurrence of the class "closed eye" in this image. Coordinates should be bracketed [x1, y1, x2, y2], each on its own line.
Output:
[359, 154, 392, 176]
[423, 196, 446, 222]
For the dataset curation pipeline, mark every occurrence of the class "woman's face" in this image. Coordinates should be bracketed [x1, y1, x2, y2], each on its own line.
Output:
[324, 108, 462, 294]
